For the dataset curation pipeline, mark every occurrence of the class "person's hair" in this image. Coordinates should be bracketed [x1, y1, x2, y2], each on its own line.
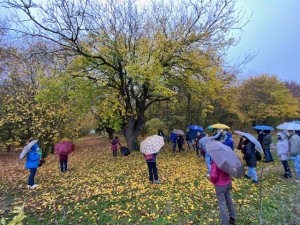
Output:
[115, 136, 118, 139]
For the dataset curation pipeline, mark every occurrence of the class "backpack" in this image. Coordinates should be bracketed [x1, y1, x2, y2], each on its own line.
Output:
[111, 139, 117, 145]
[255, 150, 262, 161]
[144, 154, 153, 161]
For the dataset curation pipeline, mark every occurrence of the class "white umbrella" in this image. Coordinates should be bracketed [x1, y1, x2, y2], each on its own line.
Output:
[277, 122, 300, 131]
[234, 131, 263, 152]
[19, 140, 38, 159]
[140, 135, 164, 155]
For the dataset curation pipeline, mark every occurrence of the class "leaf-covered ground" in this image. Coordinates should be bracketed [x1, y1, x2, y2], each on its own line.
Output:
[0, 135, 299, 225]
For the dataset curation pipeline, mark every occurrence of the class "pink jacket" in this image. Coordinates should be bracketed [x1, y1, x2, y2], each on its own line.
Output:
[210, 161, 231, 186]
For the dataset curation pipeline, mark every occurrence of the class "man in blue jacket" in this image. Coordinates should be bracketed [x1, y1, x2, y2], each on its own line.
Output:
[170, 129, 178, 153]
[25, 143, 42, 188]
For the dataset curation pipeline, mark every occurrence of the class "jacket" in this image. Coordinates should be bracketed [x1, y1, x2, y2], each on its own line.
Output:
[210, 161, 231, 186]
[276, 132, 289, 161]
[262, 133, 272, 150]
[242, 140, 257, 167]
[289, 133, 300, 157]
[223, 132, 234, 150]
[170, 132, 178, 143]
[25, 144, 41, 169]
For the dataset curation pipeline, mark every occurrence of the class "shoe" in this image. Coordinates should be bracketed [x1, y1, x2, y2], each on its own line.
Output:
[244, 174, 251, 179]
[27, 185, 31, 188]
[149, 181, 153, 184]
[252, 180, 258, 184]
[283, 174, 292, 179]
[264, 161, 270, 163]
[229, 217, 236, 225]
[154, 180, 161, 184]
[30, 184, 39, 188]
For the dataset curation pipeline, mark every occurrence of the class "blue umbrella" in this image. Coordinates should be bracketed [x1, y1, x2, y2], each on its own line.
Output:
[188, 125, 204, 131]
[253, 125, 274, 131]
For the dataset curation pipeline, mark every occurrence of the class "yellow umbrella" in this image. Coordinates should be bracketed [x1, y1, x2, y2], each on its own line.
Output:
[209, 123, 230, 129]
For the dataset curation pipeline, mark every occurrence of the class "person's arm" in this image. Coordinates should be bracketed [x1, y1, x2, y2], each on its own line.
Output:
[208, 132, 221, 141]
[28, 152, 41, 161]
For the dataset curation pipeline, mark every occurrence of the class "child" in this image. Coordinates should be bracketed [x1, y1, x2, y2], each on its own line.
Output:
[25, 143, 42, 188]
[111, 136, 121, 157]
[210, 160, 236, 225]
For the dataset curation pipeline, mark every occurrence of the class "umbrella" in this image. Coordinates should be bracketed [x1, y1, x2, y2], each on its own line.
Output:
[120, 146, 130, 156]
[54, 141, 75, 155]
[188, 125, 204, 132]
[140, 135, 164, 155]
[172, 129, 185, 135]
[209, 123, 230, 129]
[253, 125, 274, 131]
[234, 130, 263, 152]
[206, 141, 245, 178]
[19, 139, 38, 160]
[277, 122, 300, 131]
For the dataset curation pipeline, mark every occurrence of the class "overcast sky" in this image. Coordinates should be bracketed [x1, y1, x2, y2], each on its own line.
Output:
[227, 0, 300, 83]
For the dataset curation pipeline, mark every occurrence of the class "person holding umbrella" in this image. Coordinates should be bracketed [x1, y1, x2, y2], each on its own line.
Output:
[25, 143, 42, 188]
[237, 136, 258, 184]
[286, 130, 300, 182]
[276, 132, 292, 178]
[140, 135, 164, 184]
[54, 140, 75, 173]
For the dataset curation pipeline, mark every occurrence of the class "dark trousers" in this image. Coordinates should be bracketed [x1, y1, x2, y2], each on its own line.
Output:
[215, 184, 236, 225]
[112, 150, 117, 156]
[28, 168, 37, 186]
[147, 162, 158, 182]
[60, 159, 68, 172]
[282, 160, 291, 176]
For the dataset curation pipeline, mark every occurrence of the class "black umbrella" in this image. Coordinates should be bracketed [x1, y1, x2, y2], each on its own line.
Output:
[120, 146, 130, 156]
[206, 140, 245, 178]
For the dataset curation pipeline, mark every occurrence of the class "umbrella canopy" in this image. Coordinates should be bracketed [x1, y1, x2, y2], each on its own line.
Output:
[19, 140, 38, 160]
[188, 125, 204, 132]
[206, 141, 245, 178]
[120, 146, 130, 156]
[253, 125, 274, 131]
[209, 123, 230, 129]
[234, 130, 263, 152]
[172, 129, 185, 135]
[277, 122, 300, 131]
[54, 141, 75, 155]
[140, 135, 164, 155]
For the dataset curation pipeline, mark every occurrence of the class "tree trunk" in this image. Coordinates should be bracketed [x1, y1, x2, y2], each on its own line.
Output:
[105, 127, 114, 140]
[122, 116, 144, 151]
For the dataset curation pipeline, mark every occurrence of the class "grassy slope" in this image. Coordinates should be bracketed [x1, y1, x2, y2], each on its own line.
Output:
[0, 135, 299, 225]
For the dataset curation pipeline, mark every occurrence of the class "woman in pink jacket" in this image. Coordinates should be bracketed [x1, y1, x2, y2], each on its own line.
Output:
[210, 160, 236, 225]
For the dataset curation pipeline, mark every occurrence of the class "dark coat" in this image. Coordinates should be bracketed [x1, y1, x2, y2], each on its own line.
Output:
[242, 141, 257, 167]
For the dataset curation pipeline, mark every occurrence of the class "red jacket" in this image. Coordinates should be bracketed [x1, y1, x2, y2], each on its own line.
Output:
[210, 161, 231, 186]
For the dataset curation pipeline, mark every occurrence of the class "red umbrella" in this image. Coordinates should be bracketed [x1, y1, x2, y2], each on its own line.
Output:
[54, 141, 75, 155]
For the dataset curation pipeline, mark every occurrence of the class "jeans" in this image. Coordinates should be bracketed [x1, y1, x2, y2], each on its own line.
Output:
[281, 160, 291, 176]
[171, 142, 177, 152]
[247, 166, 258, 181]
[187, 140, 195, 150]
[292, 155, 300, 179]
[147, 162, 158, 182]
[264, 148, 273, 162]
[112, 150, 117, 156]
[205, 153, 211, 174]
[28, 168, 37, 186]
[215, 183, 236, 225]
[60, 159, 68, 172]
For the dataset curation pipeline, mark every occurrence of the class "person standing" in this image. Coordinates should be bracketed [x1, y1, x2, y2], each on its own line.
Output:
[25, 143, 42, 188]
[210, 160, 236, 225]
[287, 130, 300, 182]
[59, 154, 68, 173]
[276, 132, 292, 178]
[177, 134, 185, 152]
[111, 136, 121, 157]
[170, 129, 178, 153]
[222, 132, 234, 150]
[186, 129, 195, 151]
[238, 136, 258, 184]
[262, 130, 273, 163]
[195, 132, 203, 157]
[143, 153, 160, 184]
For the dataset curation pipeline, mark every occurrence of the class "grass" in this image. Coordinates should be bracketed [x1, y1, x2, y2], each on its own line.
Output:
[0, 135, 299, 225]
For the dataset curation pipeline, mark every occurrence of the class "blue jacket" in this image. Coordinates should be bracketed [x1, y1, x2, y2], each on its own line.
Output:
[170, 132, 178, 143]
[25, 144, 41, 169]
[223, 132, 234, 150]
